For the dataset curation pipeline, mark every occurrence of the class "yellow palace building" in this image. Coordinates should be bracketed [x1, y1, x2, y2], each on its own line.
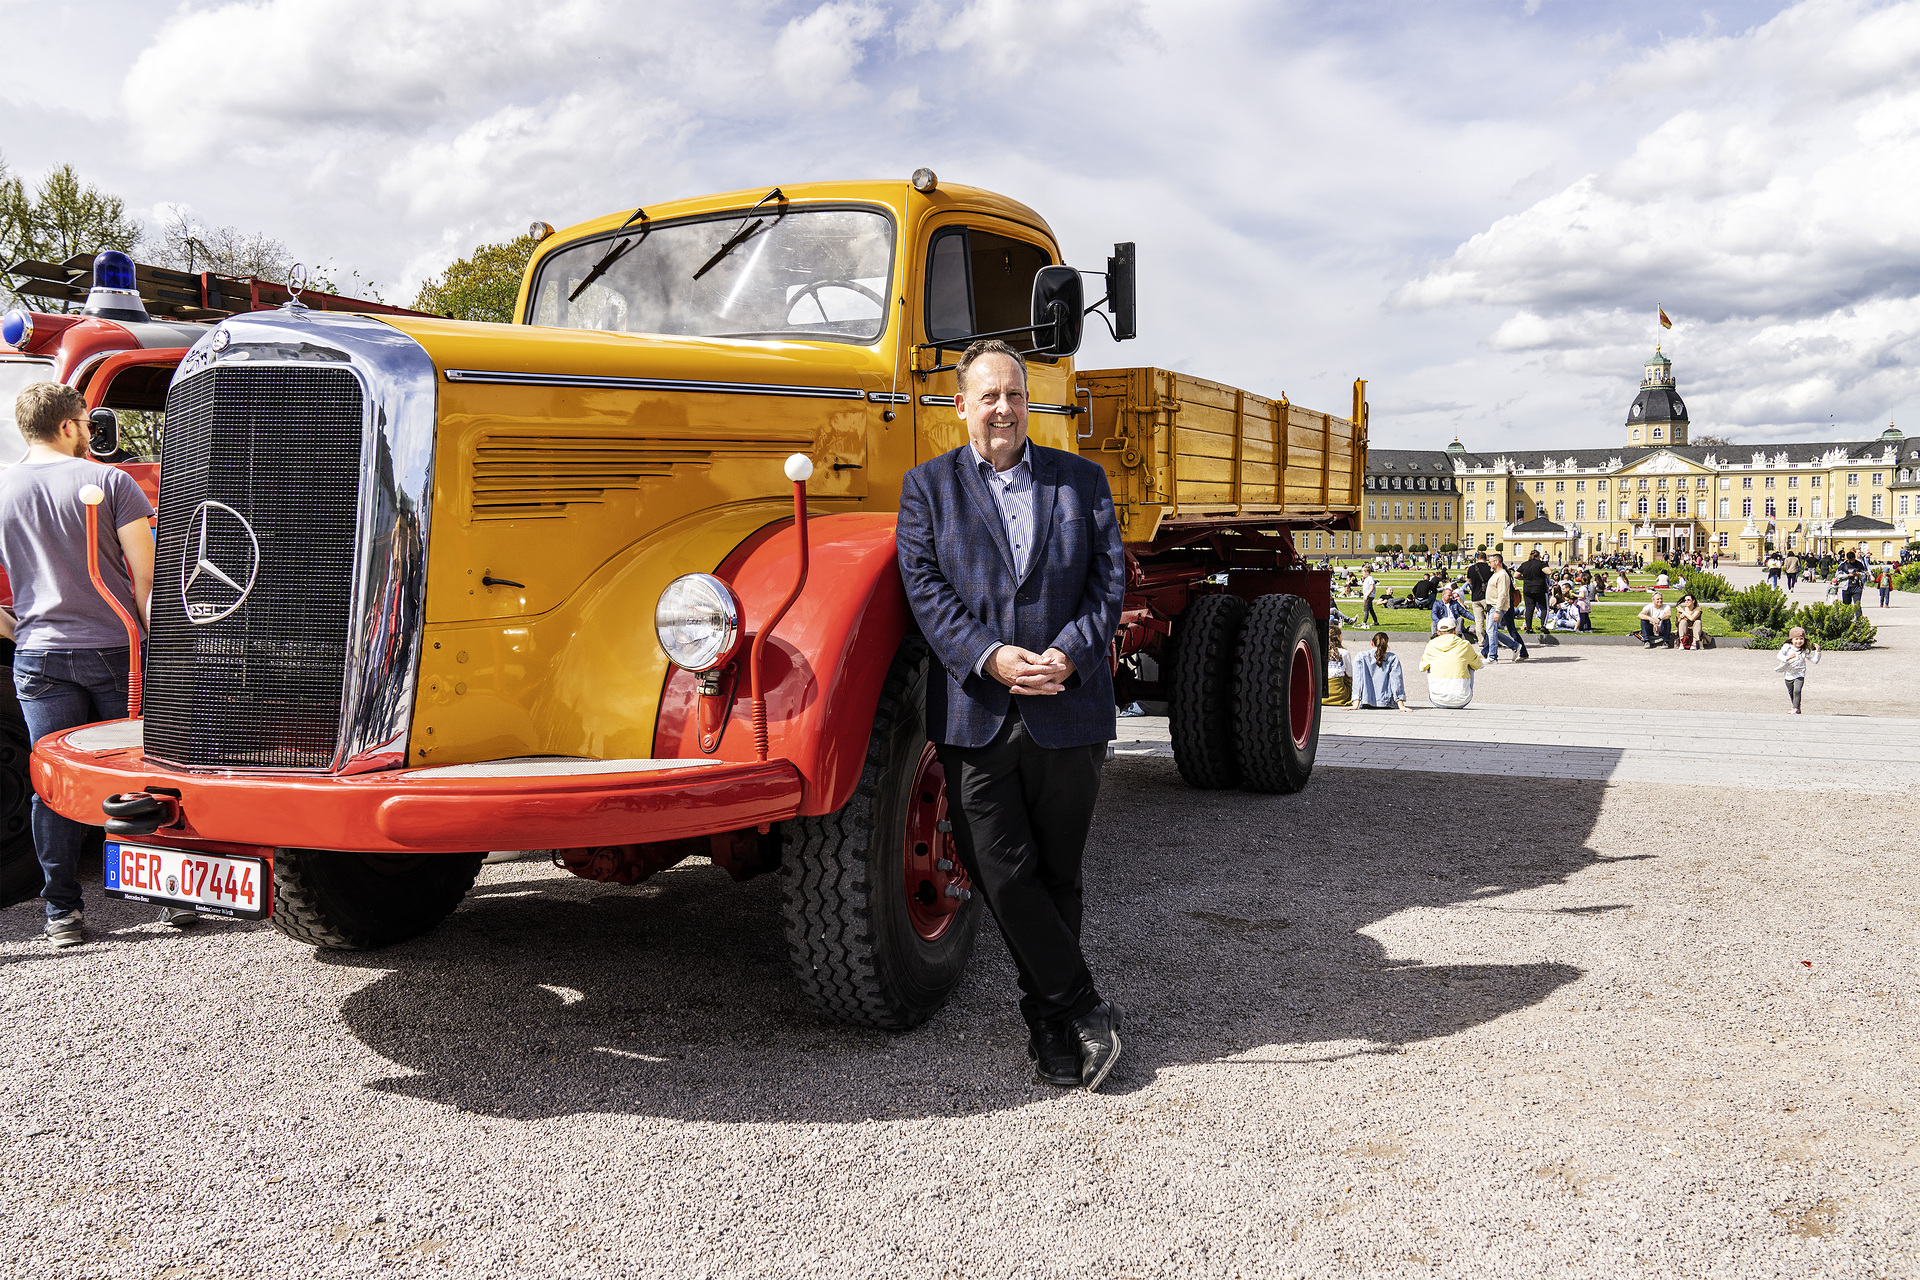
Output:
[1355, 349, 1914, 563]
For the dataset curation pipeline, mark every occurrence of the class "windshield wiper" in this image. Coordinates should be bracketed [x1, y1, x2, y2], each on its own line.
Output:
[567, 207, 649, 302]
[691, 187, 786, 281]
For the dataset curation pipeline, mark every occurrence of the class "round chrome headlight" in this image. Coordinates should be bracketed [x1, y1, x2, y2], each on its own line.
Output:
[655, 573, 743, 672]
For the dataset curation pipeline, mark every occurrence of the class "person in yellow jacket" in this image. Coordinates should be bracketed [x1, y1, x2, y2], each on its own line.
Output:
[1419, 616, 1484, 709]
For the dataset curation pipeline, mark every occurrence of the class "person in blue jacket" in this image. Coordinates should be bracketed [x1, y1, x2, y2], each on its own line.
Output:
[1352, 632, 1411, 711]
[1429, 586, 1469, 638]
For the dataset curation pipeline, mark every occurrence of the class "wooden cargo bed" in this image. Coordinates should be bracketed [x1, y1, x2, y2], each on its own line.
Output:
[1073, 366, 1366, 545]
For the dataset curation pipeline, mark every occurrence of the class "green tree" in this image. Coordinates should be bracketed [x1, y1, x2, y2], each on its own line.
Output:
[1, 159, 142, 311]
[414, 233, 537, 323]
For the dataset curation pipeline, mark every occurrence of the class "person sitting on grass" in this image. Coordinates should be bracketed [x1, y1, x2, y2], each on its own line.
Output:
[1353, 632, 1412, 712]
[1323, 626, 1354, 707]
[1638, 592, 1674, 648]
[1419, 617, 1483, 710]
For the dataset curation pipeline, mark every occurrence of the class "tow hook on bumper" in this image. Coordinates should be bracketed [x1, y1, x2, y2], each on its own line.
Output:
[103, 788, 181, 837]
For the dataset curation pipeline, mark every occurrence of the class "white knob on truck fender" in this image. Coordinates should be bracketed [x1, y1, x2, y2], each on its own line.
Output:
[78, 484, 105, 506]
[784, 454, 814, 483]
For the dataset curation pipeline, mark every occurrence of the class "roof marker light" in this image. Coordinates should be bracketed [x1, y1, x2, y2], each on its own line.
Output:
[911, 168, 938, 193]
[529, 221, 555, 242]
[81, 250, 149, 323]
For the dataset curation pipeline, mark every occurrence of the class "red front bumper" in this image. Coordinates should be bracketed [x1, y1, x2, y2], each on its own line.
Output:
[32, 721, 803, 854]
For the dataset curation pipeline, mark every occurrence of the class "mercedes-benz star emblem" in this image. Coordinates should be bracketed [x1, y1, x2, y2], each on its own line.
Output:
[180, 500, 261, 625]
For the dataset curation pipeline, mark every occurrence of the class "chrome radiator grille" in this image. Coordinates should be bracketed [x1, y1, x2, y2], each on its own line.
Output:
[144, 365, 365, 769]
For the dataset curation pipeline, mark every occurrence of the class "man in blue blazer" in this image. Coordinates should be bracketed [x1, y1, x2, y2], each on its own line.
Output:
[896, 339, 1127, 1090]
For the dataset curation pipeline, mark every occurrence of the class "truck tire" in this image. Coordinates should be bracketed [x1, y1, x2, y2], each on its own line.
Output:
[0, 658, 39, 911]
[1234, 593, 1322, 794]
[270, 849, 485, 950]
[780, 636, 980, 1030]
[1168, 593, 1248, 790]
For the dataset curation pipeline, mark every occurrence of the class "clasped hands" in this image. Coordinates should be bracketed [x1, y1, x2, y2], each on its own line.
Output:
[986, 645, 1075, 695]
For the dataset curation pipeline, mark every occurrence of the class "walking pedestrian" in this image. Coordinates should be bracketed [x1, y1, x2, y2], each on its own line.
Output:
[1360, 568, 1380, 626]
[1479, 554, 1528, 662]
[1765, 552, 1782, 589]
[1465, 550, 1492, 645]
[1783, 551, 1800, 591]
[896, 339, 1126, 1091]
[0, 383, 177, 948]
[1519, 550, 1550, 633]
[1774, 626, 1820, 714]
[1839, 552, 1866, 605]
[1875, 562, 1892, 607]
[1352, 633, 1411, 711]
[1419, 617, 1483, 710]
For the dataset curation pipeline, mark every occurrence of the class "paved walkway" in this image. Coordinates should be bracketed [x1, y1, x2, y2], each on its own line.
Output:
[1114, 703, 1920, 792]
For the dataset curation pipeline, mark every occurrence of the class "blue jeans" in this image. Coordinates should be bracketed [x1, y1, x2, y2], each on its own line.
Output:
[1481, 610, 1525, 659]
[12, 649, 129, 919]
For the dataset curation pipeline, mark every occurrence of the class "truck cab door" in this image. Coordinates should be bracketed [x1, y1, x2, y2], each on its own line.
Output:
[914, 220, 1075, 465]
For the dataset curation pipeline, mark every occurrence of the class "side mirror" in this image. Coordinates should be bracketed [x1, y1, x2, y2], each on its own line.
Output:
[87, 407, 119, 458]
[1106, 243, 1136, 341]
[1030, 265, 1083, 357]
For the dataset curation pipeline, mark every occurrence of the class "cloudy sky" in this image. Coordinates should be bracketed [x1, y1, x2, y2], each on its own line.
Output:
[5, 0, 1918, 452]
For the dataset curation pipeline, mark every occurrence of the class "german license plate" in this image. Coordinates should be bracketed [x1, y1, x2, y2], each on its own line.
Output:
[104, 843, 269, 920]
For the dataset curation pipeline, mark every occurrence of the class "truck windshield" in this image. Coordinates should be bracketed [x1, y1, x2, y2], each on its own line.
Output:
[0, 360, 57, 467]
[528, 207, 894, 343]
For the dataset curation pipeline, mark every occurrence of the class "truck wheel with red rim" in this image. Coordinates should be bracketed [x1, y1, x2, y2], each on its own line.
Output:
[270, 849, 486, 950]
[0, 660, 37, 911]
[779, 636, 980, 1030]
[1168, 593, 1248, 790]
[1233, 593, 1322, 794]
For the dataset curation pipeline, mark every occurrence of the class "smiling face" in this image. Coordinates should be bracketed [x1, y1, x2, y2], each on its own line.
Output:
[956, 351, 1029, 471]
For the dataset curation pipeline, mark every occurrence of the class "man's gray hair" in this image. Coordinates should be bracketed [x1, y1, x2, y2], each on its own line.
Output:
[956, 339, 1028, 396]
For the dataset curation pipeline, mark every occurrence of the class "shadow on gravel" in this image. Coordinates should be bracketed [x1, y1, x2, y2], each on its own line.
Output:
[326, 760, 1611, 1122]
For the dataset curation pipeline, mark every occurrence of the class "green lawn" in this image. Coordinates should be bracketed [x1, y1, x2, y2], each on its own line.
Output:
[1333, 605, 1740, 639]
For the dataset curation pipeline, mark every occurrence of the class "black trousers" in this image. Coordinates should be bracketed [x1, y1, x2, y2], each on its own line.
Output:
[1523, 592, 1549, 631]
[937, 708, 1105, 1029]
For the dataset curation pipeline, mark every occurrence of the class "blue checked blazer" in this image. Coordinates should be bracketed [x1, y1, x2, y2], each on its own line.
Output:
[897, 442, 1126, 749]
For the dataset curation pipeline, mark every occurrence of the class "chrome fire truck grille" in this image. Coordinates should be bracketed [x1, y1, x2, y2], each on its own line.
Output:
[144, 365, 365, 769]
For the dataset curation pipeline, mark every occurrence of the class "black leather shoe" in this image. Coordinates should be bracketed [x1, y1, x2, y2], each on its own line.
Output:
[1070, 1001, 1124, 1091]
[1027, 1023, 1081, 1088]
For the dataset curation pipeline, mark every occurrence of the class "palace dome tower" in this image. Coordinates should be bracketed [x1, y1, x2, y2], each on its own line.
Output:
[1626, 347, 1688, 447]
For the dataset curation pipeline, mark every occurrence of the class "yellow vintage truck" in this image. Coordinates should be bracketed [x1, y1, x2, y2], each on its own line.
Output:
[33, 174, 1364, 1028]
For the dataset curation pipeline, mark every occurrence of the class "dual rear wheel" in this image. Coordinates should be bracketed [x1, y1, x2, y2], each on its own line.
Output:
[1168, 593, 1322, 794]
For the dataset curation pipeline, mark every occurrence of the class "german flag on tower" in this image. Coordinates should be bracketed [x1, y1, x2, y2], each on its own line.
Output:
[1659, 307, 1673, 329]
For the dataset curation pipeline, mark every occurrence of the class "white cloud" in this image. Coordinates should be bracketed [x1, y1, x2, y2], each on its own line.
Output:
[772, 3, 886, 103]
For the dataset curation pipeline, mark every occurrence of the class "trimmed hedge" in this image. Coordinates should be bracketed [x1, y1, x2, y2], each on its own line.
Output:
[1895, 563, 1920, 593]
[1723, 583, 1797, 633]
[1794, 602, 1877, 648]
[1682, 570, 1731, 602]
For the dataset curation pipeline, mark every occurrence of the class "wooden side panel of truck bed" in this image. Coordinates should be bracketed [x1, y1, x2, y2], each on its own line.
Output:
[1073, 367, 1365, 545]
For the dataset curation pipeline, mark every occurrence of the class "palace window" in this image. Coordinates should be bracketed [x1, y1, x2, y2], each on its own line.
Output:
[1719, 532, 1729, 548]
[1444, 502, 1453, 519]
[1637, 478, 1649, 491]
[1719, 498, 1730, 517]
[1741, 498, 1752, 517]
[1618, 530, 1630, 546]
[1465, 480, 1475, 492]
[1696, 476, 1706, 488]
[1555, 480, 1565, 492]
[1575, 500, 1586, 519]
[1765, 498, 1776, 517]
[1812, 498, 1822, 517]
[1637, 497, 1650, 516]
[1394, 502, 1402, 519]
[1742, 477, 1753, 489]
[1765, 476, 1775, 488]
[1787, 476, 1798, 488]
[1902, 496, 1912, 515]
[1787, 498, 1799, 516]
[1575, 480, 1586, 492]
[1720, 477, 1731, 489]
[1848, 473, 1859, 486]
[1847, 495, 1858, 513]
[1534, 482, 1545, 493]
[1676, 495, 1687, 514]
[1619, 501, 1630, 519]
[1464, 501, 1475, 521]
[1597, 479, 1608, 491]
[1367, 501, 1376, 519]
[1872, 472, 1883, 486]
[1653, 428, 1663, 439]
[1654, 497, 1667, 515]
[1656, 478, 1668, 490]
[1872, 494, 1883, 515]
[1811, 475, 1821, 487]
[1555, 501, 1565, 519]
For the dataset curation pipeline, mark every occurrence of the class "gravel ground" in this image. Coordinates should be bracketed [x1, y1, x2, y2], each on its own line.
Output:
[5, 758, 1916, 1278]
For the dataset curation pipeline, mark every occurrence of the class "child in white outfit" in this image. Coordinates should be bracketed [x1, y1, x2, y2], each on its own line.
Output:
[1774, 625, 1820, 714]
